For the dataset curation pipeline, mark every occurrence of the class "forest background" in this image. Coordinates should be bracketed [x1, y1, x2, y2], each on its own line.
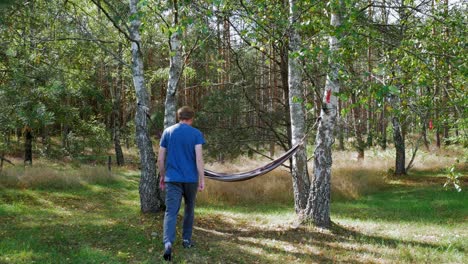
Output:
[0, 0, 466, 263]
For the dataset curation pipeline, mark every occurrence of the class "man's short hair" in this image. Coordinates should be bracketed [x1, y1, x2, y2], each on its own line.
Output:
[177, 106, 195, 121]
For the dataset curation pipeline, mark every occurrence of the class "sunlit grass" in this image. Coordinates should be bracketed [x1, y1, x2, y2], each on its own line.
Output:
[0, 164, 119, 189]
[0, 148, 466, 263]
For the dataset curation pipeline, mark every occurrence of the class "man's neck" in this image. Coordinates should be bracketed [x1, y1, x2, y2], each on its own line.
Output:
[179, 120, 193, 126]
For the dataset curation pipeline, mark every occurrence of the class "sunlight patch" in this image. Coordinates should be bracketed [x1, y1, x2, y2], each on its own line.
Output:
[237, 242, 268, 256]
[0, 250, 34, 263]
[238, 236, 313, 255]
[194, 226, 233, 237]
[0, 203, 24, 214]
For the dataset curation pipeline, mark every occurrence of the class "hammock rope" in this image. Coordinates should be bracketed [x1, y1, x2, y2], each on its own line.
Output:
[204, 117, 321, 182]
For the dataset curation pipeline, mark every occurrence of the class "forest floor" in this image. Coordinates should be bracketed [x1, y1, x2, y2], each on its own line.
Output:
[0, 149, 467, 263]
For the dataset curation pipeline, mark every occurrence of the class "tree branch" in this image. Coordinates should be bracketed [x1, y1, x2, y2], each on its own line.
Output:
[0, 155, 14, 166]
[37, 37, 118, 44]
[246, 145, 291, 170]
[89, 0, 136, 44]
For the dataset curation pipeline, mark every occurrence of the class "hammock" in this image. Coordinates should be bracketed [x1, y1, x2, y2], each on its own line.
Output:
[204, 143, 302, 182]
[203, 117, 321, 182]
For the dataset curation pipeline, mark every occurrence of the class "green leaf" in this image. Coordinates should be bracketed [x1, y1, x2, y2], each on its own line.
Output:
[5, 48, 16, 57]
[292, 96, 303, 104]
[388, 85, 400, 95]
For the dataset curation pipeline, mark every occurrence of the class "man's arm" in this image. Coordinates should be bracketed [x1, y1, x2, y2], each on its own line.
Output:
[157, 147, 167, 190]
[195, 144, 205, 191]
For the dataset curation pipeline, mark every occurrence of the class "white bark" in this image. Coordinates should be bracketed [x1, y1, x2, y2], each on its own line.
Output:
[304, 0, 343, 228]
[288, 0, 310, 214]
[129, 0, 163, 213]
[163, 1, 183, 129]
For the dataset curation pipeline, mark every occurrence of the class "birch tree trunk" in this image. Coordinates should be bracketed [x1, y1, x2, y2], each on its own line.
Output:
[129, 0, 163, 213]
[288, 0, 310, 215]
[304, 0, 343, 228]
[163, 0, 183, 129]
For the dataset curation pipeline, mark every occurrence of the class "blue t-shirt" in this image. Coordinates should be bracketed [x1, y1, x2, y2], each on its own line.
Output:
[160, 123, 205, 183]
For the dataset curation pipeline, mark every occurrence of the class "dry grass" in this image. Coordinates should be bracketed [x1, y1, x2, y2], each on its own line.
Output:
[410, 146, 467, 171]
[199, 161, 293, 205]
[0, 165, 118, 189]
[199, 146, 466, 204]
[1, 144, 462, 198]
[199, 151, 388, 205]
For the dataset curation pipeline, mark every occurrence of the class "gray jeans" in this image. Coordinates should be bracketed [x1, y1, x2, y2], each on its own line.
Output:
[163, 182, 198, 245]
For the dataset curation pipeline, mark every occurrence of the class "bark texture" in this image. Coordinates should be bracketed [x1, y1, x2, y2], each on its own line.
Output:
[163, 0, 183, 129]
[391, 102, 406, 175]
[304, 0, 343, 228]
[129, 0, 163, 213]
[288, 0, 310, 214]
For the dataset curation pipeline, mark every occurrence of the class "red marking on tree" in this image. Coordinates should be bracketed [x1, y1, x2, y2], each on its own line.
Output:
[326, 90, 331, 103]
[429, 120, 433, 130]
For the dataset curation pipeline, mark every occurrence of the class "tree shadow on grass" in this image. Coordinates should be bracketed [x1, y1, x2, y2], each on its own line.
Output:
[1, 209, 462, 264]
[191, 218, 336, 263]
[0, 221, 157, 263]
[189, 210, 464, 264]
[1, 173, 466, 263]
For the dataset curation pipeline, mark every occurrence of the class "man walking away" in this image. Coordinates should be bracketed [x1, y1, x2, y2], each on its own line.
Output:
[157, 106, 205, 261]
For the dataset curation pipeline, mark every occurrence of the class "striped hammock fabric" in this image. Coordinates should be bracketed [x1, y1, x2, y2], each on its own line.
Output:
[204, 143, 302, 182]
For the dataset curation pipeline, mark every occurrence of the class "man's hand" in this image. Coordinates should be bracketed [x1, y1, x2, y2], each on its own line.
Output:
[159, 175, 165, 191]
[198, 181, 204, 191]
[195, 144, 205, 192]
[157, 147, 166, 191]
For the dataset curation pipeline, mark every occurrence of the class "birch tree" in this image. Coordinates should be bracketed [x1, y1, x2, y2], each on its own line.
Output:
[304, 0, 343, 227]
[129, 0, 163, 213]
[163, 0, 183, 129]
[288, 0, 310, 215]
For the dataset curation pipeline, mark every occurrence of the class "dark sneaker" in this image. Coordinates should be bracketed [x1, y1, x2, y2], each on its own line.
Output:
[163, 246, 172, 261]
[182, 240, 194, 248]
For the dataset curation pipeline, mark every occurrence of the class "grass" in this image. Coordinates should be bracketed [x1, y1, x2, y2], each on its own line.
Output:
[0, 164, 118, 189]
[0, 150, 467, 263]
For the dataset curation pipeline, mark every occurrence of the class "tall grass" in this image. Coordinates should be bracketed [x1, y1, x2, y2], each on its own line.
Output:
[198, 145, 465, 205]
[198, 165, 293, 205]
[198, 151, 389, 205]
[0, 165, 118, 189]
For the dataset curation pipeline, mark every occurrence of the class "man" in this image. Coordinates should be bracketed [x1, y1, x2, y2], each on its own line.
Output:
[157, 106, 205, 261]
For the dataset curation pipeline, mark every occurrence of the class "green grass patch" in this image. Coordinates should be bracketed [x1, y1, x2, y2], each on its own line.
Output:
[0, 168, 466, 263]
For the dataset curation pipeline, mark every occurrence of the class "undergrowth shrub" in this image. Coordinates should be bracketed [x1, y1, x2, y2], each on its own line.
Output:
[67, 119, 110, 156]
[0, 165, 118, 189]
